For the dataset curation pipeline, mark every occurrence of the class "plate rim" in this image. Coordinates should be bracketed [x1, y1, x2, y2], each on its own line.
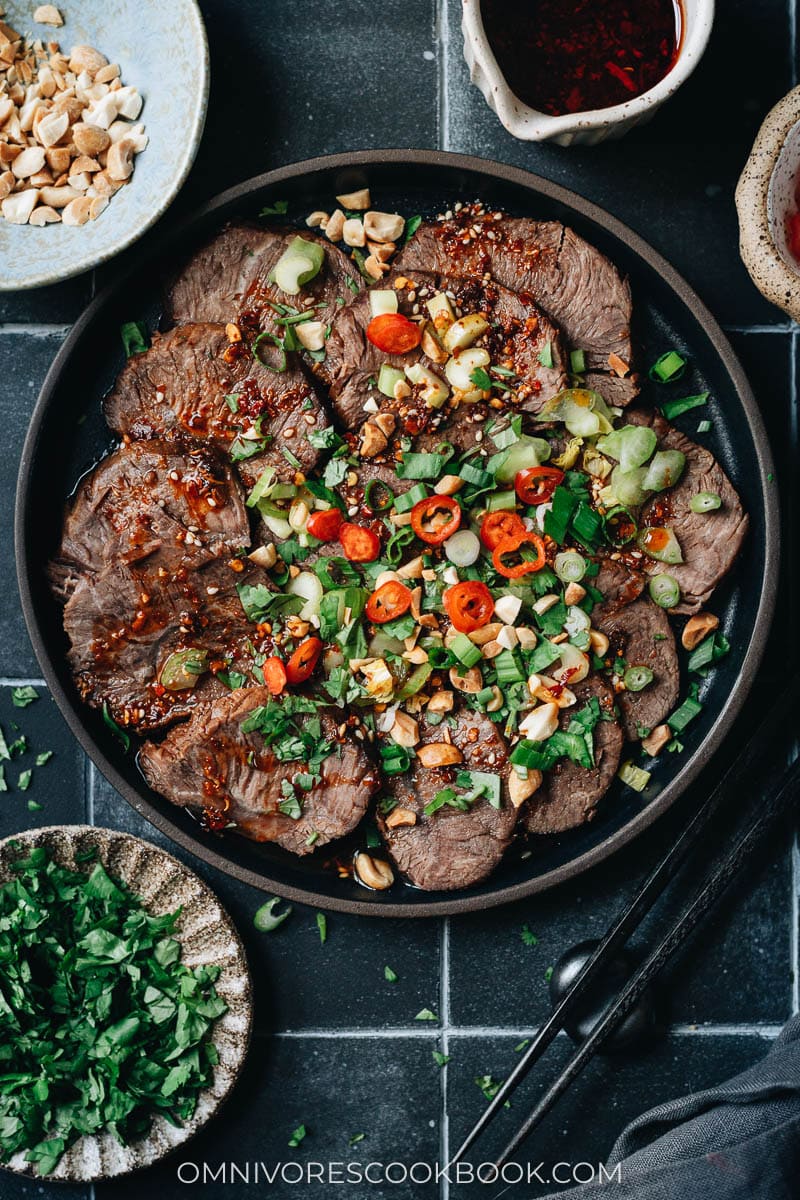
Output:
[0, 822, 253, 1181]
[0, 0, 210, 292]
[14, 148, 780, 917]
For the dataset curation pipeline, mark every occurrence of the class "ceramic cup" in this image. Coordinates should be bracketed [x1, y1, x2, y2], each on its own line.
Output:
[737, 85, 800, 323]
[461, 0, 715, 146]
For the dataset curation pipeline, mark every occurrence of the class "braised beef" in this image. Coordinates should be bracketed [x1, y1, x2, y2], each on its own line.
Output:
[165, 222, 362, 333]
[62, 557, 272, 733]
[524, 676, 623, 834]
[396, 212, 636, 388]
[51, 440, 249, 602]
[324, 270, 568, 435]
[377, 707, 518, 891]
[104, 323, 330, 487]
[593, 594, 680, 740]
[140, 687, 377, 854]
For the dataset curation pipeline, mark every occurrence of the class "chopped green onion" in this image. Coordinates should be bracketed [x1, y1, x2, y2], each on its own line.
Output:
[120, 320, 149, 357]
[271, 236, 325, 294]
[225, 392, 240, 413]
[485, 489, 517, 512]
[384, 966, 398, 982]
[510, 740, 547, 772]
[689, 491, 722, 513]
[697, 419, 712, 433]
[493, 649, 525, 685]
[637, 527, 683, 564]
[538, 341, 554, 368]
[252, 331, 288, 372]
[661, 392, 709, 420]
[394, 663, 434, 702]
[380, 744, 412, 775]
[544, 486, 578, 544]
[102, 703, 130, 752]
[393, 483, 428, 513]
[316, 913, 327, 944]
[254, 897, 292, 931]
[618, 761, 651, 792]
[569, 349, 586, 374]
[378, 364, 405, 398]
[458, 460, 493, 488]
[668, 694, 703, 734]
[623, 666, 654, 692]
[364, 478, 394, 512]
[648, 350, 687, 383]
[571, 501, 603, 549]
[648, 573, 681, 609]
[687, 632, 730, 673]
[554, 550, 587, 583]
[450, 633, 482, 668]
[642, 449, 686, 491]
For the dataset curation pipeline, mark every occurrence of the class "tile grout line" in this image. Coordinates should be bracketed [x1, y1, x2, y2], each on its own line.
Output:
[0, 677, 47, 687]
[436, 0, 451, 152]
[0, 323, 71, 336]
[440, 917, 451, 1200]
[270, 1022, 784, 1040]
[791, 0, 798, 89]
[86, 761, 96, 826]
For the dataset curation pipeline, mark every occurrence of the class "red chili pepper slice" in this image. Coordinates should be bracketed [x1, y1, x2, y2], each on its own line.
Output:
[262, 656, 288, 695]
[492, 531, 547, 578]
[788, 213, 800, 263]
[515, 466, 565, 506]
[410, 496, 461, 545]
[285, 637, 323, 685]
[365, 313, 422, 355]
[340, 523, 381, 562]
[306, 507, 343, 542]
[365, 580, 413, 624]
[443, 580, 495, 633]
[479, 510, 526, 551]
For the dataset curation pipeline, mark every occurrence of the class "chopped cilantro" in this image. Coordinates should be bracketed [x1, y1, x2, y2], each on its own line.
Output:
[415, 1008, 438, 1022]
[260, 199, 289, 217]
[520, 924, 538, 947]
[11, 686, 38, 708]
[316, 913, 327, 944]
[288, 1124, 307, 1148]
[17, 769, 32, 791]
[0, 846, 227, 1176]
[432, 1051, 451, 1067]
[384, 965, 398, 983]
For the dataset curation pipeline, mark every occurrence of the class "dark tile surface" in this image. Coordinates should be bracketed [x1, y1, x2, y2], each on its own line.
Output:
[96, 1036, 441, 1200]
[445, 1033, 779, 1197]
[0, 331, 66, 677]
[2, 0, 799, 1194]
[0, 685, 86, 833]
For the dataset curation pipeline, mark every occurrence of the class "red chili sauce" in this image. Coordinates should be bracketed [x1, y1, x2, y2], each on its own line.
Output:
[480, 0, 683, 117]
[786, 171, 800, 262]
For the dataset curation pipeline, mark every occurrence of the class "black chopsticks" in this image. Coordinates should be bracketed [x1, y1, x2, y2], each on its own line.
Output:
[451, 681, 800, 1169]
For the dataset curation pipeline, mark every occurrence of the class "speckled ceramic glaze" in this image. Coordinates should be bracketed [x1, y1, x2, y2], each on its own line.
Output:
[0, 0, 208, 290]
[0, 825, 252, 1181]
[461, 0, 715, 146]
[736, 86, 800, 322]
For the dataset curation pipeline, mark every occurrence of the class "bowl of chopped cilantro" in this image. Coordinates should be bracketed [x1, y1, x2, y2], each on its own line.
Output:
[0, 826, 251, 1180]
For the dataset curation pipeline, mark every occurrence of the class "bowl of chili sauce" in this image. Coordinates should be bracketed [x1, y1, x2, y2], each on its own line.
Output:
[737, 84, 800, 323]
[461, 0, 714, 145]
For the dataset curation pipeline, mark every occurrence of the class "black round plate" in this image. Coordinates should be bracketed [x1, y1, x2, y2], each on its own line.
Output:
[15, 151, 779, 917]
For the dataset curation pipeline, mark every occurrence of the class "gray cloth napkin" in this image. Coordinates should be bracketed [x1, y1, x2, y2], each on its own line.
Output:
[542, 1016, 800, 1199]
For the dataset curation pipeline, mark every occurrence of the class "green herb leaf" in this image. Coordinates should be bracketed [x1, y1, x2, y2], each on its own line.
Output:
[260, 199, 289, 217]
[520, 924, 538, 947]
[432, 1051, 451, 1067]
[316, 912, 327, 944]
[384, 965, 398, 983]
[120, 321, 149, 357]
[415, 1007, 438, 1022]
[288, 1124, 307, 1148]
[11, 686, 38, 708]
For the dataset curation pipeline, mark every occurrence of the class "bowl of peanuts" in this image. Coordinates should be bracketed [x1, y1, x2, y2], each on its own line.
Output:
[0, 0, 208, 288]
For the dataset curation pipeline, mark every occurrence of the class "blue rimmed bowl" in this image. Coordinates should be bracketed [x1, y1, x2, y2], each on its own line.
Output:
[0, 0, 208, 290]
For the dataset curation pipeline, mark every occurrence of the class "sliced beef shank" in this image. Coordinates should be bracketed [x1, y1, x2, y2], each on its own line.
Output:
[524, 675, 623, 835]
[51, 440, 249, 601]
[630, 410, 749, 613]
[324, 271, 569, 438]
[165, 222, 362, 332]
[593, 594, 680, 740]
[63, 557, 271, 732]
[104, 323, 329, 487]
[140, 687, 377, 854]
[395, 210, 635, 388]
[377, 707, 518, 891]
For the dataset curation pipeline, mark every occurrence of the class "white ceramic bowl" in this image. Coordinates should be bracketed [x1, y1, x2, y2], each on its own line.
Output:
[736, 85, 800, 322]
[461, 0, 715, 146]
[0, 0, 208, 290]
